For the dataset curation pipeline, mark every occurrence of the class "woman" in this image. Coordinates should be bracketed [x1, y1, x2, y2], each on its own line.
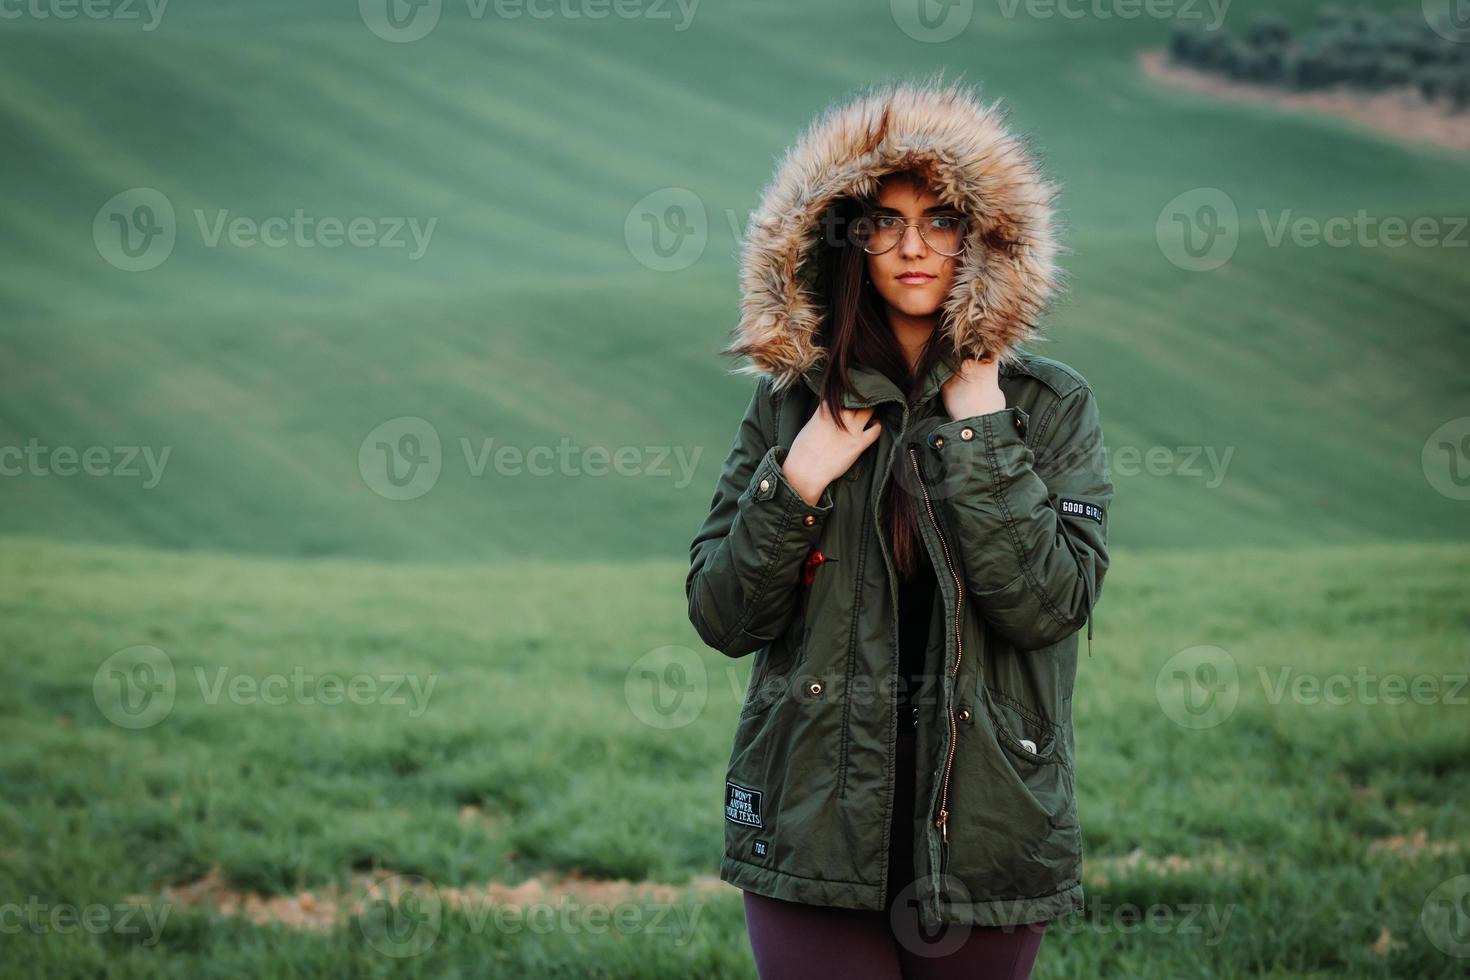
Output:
[686, 77, 1114, 979]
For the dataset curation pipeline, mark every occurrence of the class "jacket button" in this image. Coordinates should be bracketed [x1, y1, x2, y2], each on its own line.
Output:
[759, 478, 771, 494]
[1014, 416, 1024, 431]
[959, 427, 973, 441]
[807, 681, 823, 696]
[802, 514, 816, 527]
[933, 435, 944, 449]
[958, 707, 971, 722]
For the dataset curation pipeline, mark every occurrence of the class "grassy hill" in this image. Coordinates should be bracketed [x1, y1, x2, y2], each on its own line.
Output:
[1, 0, 1466, 560]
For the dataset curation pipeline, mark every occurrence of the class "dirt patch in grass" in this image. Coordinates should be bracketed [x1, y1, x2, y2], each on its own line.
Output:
[1138, 48, 1470, 153]
[1370, 926, 1407, 957]
[1366, 829, 1470, 859]
[126, 865, 733, 933]
[1083, 847, 1263, 887]
[126, 866, 340, 933]
[129, 831, 1466, 934]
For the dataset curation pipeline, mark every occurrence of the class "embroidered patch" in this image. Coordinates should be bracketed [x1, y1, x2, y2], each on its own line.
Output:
[725, 781, 764, 827]
[752, 838, 769, 858]
[1059, 498, 1104, 525]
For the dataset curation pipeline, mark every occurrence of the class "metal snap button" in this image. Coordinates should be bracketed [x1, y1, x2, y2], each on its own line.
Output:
[807, 681, 823, 696]
[958, 707, 971, 722]
[933, 435, 944, 449]
[1020, 738, 1037, 754]
[758, 478, 771, 494]
[959, 427, 973, 441]
[802, 514, 816, 527]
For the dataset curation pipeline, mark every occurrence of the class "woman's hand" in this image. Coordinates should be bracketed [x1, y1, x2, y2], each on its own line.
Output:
[942, 356, 1006, 420]
[781, 402, 882, 505]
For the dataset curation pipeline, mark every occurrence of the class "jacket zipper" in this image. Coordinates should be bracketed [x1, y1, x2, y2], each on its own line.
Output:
[907, 445, 964, 881]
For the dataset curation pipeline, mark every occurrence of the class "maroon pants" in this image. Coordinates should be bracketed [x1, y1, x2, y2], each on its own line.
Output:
[742, 890, 1047, 980]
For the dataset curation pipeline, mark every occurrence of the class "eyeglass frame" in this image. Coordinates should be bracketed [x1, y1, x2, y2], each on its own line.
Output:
[851, 211, 970, 257]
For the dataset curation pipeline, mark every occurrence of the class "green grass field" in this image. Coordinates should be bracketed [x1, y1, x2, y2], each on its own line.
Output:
[2, 0, 1468, 975]
[1, 538, 1466, 977]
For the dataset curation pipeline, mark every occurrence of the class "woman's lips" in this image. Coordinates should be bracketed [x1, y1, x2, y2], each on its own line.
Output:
[896, 273, 935, 285]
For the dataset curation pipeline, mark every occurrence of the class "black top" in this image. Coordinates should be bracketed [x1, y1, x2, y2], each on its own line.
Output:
[886, 543, 936, 909]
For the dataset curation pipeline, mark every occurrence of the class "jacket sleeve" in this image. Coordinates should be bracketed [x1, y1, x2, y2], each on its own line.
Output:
[686, 378, 835, 658]
[925, 383, 1113, 653]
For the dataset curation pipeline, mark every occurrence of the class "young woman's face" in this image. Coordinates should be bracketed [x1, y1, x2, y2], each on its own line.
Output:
[863, 177, 961, 322]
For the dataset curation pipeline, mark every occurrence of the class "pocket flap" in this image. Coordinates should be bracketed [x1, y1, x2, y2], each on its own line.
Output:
[982, 686, 1060, 766]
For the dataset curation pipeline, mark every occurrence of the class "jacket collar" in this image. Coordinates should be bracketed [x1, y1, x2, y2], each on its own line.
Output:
[800, 352, 960, 409]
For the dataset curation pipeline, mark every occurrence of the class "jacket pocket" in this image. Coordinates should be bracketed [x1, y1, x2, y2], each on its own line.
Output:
[740, 602, 808, 718]
[980, 685, 1076, 831]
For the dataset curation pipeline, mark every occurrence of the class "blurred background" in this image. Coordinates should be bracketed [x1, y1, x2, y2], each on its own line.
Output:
[1, 0, 1467, 976]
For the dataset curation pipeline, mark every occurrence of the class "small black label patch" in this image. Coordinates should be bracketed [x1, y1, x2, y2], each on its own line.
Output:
[725, 781, 764, 827]
[752, 839, 769, 858]
[1059, 498, 1104, 525]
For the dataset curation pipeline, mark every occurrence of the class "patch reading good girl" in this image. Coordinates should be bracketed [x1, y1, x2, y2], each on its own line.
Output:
[685, 75, 1115, 978]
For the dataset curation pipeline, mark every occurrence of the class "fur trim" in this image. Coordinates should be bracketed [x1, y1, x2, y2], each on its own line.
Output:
[723, 75, 1067, 391]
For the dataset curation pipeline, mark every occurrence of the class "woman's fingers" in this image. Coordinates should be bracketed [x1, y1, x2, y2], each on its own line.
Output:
[844, 407, 882, 445]
[815, 403, 881, 448]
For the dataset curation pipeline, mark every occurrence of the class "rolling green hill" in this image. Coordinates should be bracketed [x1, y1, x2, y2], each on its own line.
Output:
[1, 0, 1466, 560]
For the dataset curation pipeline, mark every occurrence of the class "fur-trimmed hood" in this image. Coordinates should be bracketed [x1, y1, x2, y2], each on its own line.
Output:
[723, 76, 1067, 392]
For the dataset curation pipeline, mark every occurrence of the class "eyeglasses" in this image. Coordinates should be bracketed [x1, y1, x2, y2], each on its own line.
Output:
[852, 213, 968, 257]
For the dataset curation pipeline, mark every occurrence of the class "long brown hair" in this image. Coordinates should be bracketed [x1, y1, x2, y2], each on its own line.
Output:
[810, 176, 950, 580]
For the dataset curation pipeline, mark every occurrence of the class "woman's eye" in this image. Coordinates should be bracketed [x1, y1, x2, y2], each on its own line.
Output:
[931, 217, 959, 230]
[875, 216, 902, 229]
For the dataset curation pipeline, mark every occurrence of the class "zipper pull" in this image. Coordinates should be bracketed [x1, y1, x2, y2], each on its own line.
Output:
[937, 812, 951, 879]
[935, 809, 950, 878]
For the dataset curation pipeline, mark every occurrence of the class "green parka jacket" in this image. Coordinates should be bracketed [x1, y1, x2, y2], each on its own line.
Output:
[684, 80, 1115, 930]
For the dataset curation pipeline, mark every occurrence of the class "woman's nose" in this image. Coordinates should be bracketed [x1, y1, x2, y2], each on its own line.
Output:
[899, 223, 927, 257]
